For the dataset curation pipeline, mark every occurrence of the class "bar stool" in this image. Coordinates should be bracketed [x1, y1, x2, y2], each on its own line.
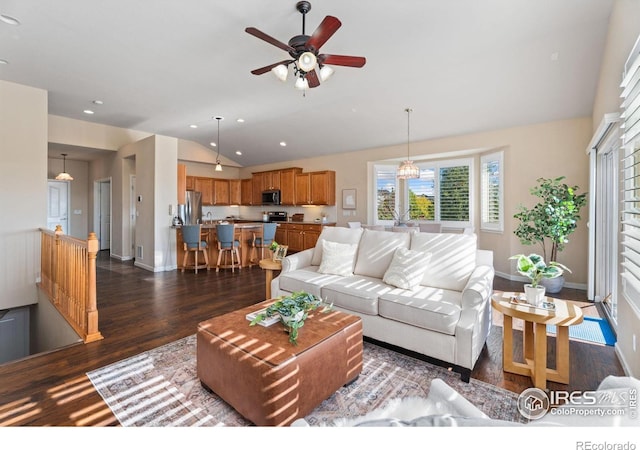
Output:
[216, 224, 241, 272]
[249, 223, 277, 266]
[181, 224, 210, 273]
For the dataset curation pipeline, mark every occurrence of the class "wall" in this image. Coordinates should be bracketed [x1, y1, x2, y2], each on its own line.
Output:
[46, 157, 89, 238]
[0, 80, 48, 310]
[154, 135, 178, 271]
[240, 117, 592, 286]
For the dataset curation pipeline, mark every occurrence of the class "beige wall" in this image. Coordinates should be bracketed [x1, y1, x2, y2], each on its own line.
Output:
[241, 117, 592, 287]
[46, 157, 89, 238]
[0, 80, 48, 310]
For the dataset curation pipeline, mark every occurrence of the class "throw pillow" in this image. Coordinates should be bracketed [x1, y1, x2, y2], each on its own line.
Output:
[383, 247, 432, 290]
[317, 240, 359, 277]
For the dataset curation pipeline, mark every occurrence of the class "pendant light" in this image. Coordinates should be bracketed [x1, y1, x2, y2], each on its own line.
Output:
[55, 153, 74, 181]
[397, 108, 420, 179]
[214, 116, 223, 172]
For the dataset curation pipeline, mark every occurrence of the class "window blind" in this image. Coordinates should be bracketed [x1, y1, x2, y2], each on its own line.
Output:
[621, 50, 640, 308]
[480, 152, 503, 231]
[375, 165, 397, 221]
[439, 165, 469, 221]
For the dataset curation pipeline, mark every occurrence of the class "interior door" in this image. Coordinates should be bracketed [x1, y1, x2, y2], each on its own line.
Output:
[47, 180, 69, 233]
[130, 175, 136, 259]
[99, 180, 111, 250]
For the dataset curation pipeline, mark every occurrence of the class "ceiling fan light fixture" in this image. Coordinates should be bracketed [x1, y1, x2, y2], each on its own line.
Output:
[397, 108, 420, 179]
[297, 51, 317, 72]
[294, 76, 309, 90]
[55, 153, 74, 181]
[271, 64, 288, 82]
[319, 65, 334, 82]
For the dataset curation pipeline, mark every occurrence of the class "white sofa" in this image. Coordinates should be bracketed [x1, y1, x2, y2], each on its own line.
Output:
[271, 227, 495, 381]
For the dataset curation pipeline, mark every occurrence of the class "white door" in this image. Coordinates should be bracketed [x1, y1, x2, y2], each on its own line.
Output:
[47, 180, 69, 233]
[130, 175, 136, 259]
[99, 180, 111, 250]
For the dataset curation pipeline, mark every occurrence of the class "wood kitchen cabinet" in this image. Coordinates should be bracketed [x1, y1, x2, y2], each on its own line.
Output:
[252, 173, 263, 205]
[279, 167, 302, 205]
[213, 179, 230, 205]
[186, 175, 195, 191]
[262, 171, 280, 190]
[229, 179, 241, 205]
[275, 223, 333, 252]
[178, 164, 187, 204]
[195, 177, 214, 205]
[241, 178, 253, 205]
[295, 170, 336, 205]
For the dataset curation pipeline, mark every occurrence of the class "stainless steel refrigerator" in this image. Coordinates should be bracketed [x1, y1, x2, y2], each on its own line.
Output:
[181, 191, 202, 225]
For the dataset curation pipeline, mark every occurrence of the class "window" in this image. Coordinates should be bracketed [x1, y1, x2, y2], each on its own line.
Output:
[620, 47, 640, 312]
[374, 159, 473, 228]
[480, 151, 504, 232]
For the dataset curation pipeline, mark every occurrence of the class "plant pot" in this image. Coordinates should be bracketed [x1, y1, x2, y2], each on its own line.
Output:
[540, 275, 564, 294]
[524, 284, 546, 306]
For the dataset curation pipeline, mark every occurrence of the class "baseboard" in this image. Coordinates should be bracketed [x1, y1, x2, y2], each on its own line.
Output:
[110, 253, 133, 262]
[494, 271, 587, 291]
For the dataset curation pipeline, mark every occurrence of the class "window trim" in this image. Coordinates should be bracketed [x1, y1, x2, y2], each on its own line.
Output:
[480, 151, 504, 233]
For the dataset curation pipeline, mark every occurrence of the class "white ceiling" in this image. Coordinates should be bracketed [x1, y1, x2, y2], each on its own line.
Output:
[0, 0, 613, 166]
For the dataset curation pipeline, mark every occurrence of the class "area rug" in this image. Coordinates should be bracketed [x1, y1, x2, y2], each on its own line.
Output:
[87, 335, 525, 426]
[547, 316, 616, 346]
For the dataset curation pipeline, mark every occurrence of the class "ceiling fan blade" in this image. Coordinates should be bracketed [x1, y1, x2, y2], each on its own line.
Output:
[305, 16, 342, 52]
[245, 27, 295, 53]
[320, 54, 366, 68]
[306, 69, 320, 88]
[250, 60, 294, 75]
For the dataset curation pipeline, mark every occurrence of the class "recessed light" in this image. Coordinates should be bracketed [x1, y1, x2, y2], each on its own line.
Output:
[83, 109, 95, 115]
[92, 100, 103, 105]
[280, 141, 287, 147]
[210, 142, 216, 147]
[235, 151, 242, 155]
[190, 124, 198, 129]
[0, 14, 20, 26]
[0, 59, 7, 65]
[236, 118, 245, 123]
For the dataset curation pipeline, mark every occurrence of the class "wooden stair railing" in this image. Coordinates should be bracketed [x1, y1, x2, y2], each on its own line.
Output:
[39, 227, 103, 343]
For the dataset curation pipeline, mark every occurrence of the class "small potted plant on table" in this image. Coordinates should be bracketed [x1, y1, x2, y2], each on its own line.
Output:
[509, 253, 569, 306]
[249, 291, 332, 345]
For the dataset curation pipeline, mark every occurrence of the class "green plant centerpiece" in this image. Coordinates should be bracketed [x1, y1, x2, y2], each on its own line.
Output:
[249, 291, 332, 345]
[269, 241, 279, 252]
[509, 253, 570, 305]
[513, 176, 587, 293]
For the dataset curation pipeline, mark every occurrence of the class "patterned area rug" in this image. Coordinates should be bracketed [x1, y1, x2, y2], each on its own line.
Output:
[87, 335, 525, 426]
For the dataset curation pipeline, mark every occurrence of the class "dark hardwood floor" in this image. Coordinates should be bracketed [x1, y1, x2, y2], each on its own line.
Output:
[0, 252, 626, 426]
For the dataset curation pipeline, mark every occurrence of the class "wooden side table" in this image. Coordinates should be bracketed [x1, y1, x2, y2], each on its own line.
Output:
[491, 292, 584, 389]
[258, 258, 281, 299]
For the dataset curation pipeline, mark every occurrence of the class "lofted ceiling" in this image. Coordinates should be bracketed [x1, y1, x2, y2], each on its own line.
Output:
[0, 0, 613, 166]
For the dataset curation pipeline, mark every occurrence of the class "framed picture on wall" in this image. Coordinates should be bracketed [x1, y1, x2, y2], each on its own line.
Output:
[342, 189, 356, 210]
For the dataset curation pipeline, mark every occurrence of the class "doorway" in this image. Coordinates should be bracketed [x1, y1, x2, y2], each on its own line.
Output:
[94, 179, 112, 251]
[130, 174, 136, 259]
[47, 180, 70, 234]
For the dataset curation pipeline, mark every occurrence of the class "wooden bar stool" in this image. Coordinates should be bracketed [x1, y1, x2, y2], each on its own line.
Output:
[249, 223, 277, 267]
[181, 224, 210, 273]
[215, 224, 241, 272]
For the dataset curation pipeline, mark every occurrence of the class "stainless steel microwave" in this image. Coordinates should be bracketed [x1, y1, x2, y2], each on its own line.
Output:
[261, 189, 281, 205]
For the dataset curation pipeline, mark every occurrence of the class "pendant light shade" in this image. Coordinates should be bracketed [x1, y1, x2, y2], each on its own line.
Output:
[55, 153, 74, 181]
[214, 116, 223, 172]
[397, 108, 420, 179]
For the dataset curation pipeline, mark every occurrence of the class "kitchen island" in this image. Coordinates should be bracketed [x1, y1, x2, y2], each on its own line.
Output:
[175, 222, 266, 271]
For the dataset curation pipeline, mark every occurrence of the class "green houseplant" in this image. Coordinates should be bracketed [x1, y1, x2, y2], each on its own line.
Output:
[509, 253, 570, 305]
[249, 291, 332, 345]
[513, 176, 587, 293]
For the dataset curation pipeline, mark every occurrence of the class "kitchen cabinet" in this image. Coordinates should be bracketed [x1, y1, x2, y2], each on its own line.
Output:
[186, 175, 195, 191]
[279, 167, 301, 205]
[295, 170, 336, 205]
[213, 179, 230, 205]
[262, 171, 280, 190]
[229, 179, 241, 205]
[178, 164, 187, 204]
[241, 178, 253, 205]
[195, 177, 214, 205]
[275, 223, 333, 252]
[252, 173, 264, 205]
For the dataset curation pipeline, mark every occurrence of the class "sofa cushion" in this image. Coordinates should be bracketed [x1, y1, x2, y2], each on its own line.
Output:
[410, 232, 477, 292]
[383, 248, 432, 290]
[378, 286, 462, 335]
[317, 240, 359, 276]
[311, 227, 364, 266]
[321, 275, 393, 315]
[277, 266, 345, 299]
[353, 229, 411, 279]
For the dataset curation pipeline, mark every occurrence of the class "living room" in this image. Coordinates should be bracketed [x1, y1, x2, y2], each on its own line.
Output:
[0, 0, 639, 443]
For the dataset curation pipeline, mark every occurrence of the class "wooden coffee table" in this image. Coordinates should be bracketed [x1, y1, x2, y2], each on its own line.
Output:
[491, 292, 584, 389]
[196, 299, 363, 426]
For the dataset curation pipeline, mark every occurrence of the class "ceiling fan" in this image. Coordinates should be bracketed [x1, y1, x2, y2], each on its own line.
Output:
[245, 1, 366, 89]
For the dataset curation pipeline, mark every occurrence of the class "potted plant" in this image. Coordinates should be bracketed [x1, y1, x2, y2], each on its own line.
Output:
[513, 176, 587, 293]
[509, 253, 570, 305]
[249, 291, 332, 345]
